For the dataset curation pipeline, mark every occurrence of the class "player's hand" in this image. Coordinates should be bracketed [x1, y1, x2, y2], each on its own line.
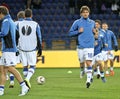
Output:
[78, 27, 84, 33]
[114, 46, 118, 52]
[37, 44, 42, 57]
[16, 51, 19, 56]
[94, 41, 98, 46]
[104, 44, 108, 47]
[37, 49, 42, 57]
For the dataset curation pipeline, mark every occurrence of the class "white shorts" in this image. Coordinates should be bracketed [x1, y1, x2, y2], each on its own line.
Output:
[0, 52, 17, 66]
[16, 55, 21, 64]
[77, 48, 94, 63]
[92, 53, 103, 65]
[19, 50, 37, 66]
[102, 51, 114, 61]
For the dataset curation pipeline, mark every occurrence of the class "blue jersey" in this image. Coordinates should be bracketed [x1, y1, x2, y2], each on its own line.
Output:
[99, 29, 106, 45]
[94, 36, 103, 56]
[69, 17, 95, 48]
[0, 14, 17, 52]
[104, 29, 118, 51]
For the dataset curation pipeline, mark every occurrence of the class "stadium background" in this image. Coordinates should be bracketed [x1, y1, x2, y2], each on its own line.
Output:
[0, 0, 120, 68]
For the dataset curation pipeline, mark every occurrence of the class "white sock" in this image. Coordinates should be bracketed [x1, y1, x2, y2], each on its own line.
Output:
[110, 67, 113, 71]
[97, 66, 100, 75]
[100, 72, 104, 77]
[86, 67, 92, 83]
[26, 67, 35, 81]
[106, 71, 109, 74]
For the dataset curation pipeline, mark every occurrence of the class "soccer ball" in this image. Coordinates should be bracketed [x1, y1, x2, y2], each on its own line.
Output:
[37, 76, 45, 85]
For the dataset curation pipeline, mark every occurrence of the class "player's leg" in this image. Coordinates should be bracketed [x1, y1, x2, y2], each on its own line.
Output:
[7, 66, 29, 96]
[85, 48, 94, 88]
[110, 59, 114, 76]
[23, 66, 28, 78]
[77, 49, 85, 78]
[9, 73, 15, 88]
[0, 66, 6, 95]
[102, 51, 109, 76]
[97, 60, 106, 82]
[109, 51, 114, 76]
[19, 51, 28, 78]
[24, 51, 36, 88]
[0, 52, 29, 96]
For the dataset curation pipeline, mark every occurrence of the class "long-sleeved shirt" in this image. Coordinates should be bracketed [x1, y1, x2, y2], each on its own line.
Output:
[69, 17, 95, 48]
[103, 29, 118, 51]
[0, 14, 17, 52]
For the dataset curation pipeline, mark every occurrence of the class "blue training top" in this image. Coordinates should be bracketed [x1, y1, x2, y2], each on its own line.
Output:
[0, 14, 17, 52]
[69, 17, 95, 49]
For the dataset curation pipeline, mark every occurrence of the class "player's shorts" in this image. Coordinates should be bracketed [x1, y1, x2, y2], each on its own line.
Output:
[0, 52, 17, 66]
[77, 48, 94, 63]
[92, 53, 103, 65]
[19, 50, 37, 66]
[102, 50, 114, 61]
[16, 55, 21, 64]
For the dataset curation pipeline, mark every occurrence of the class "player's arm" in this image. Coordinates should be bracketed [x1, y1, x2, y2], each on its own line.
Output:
[16, 23, 20, 46]
[69, 20, 82, 37]
[0, 20, 9, 37]
[112, 32, 118, 51]
[36, 24, 42, 57]
[103, 31, 108, 48]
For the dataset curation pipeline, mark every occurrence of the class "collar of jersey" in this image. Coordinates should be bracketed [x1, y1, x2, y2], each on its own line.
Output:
[25, 18, 32, 21]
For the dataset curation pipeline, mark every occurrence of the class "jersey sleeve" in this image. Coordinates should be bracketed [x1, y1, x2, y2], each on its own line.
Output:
[68, 20, 79, 36]
[0, 19, 9, 37]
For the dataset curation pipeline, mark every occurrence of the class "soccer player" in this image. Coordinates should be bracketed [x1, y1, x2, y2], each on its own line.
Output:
[0, 6, 29, 96]
[69, 6, 95, 88]
[92, 29, 106, 82]
[93, 20, 107, 79]
[9, 11, 25, 88]
[102, 22, 118, 76]
[17, 8, 42, 88]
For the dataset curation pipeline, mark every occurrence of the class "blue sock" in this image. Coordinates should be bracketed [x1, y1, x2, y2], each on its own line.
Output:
[23, 67, 28, 78]
[10, 74, 14, 81]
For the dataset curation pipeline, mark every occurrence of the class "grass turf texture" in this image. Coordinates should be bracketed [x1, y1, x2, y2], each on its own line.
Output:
[2, 68, 120, 99]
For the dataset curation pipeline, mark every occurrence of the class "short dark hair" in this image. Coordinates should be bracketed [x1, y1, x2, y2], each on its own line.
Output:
[95, 20, 101, 25]
[17, 11, 25, 19]
[0, 6, 9, 15]
[80, 6, 90, 13]
[25, 8, 32, 17]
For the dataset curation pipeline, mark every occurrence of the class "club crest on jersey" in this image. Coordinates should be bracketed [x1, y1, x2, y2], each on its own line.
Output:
[22, 25, 32, 36]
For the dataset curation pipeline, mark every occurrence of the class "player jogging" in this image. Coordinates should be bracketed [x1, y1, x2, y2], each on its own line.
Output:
[102, 22, 118, 76]
[69, 6, 95, 88]
[92, 28, 106, 82]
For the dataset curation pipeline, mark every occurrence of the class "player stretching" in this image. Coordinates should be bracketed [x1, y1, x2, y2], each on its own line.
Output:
[0, 6, 29, 96]
[69, 6, 95, 88]
[102, 23, 118, 76]
[17, 9, 42, 89]
[9, 11, 25, 88]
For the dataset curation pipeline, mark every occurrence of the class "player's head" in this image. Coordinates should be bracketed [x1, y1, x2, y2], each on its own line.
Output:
[95, 20, 101, 29]
[25, 8, 32, 18]
[0, 6, 9, 19]
[17, 11, 25, 20]
[80, 6, 90, 18]
[102, 22, 108, 30]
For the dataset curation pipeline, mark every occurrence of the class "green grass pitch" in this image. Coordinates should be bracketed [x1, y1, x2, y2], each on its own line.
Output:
[2, 68, 120, 99]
